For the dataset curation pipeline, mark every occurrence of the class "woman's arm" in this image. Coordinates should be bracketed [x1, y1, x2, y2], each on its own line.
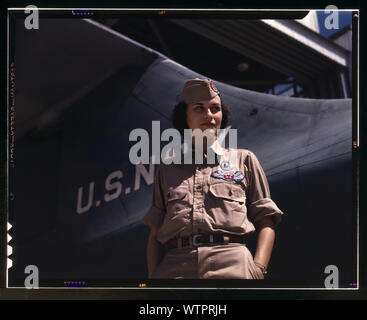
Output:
[253, 216, 276, 279]
[146, 226, 165, 278]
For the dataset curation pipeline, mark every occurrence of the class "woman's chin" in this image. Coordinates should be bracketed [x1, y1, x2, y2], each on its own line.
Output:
[200, 126, 216, 134]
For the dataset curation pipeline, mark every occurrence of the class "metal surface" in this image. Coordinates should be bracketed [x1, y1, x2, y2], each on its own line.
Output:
[8, 18, 355, 287]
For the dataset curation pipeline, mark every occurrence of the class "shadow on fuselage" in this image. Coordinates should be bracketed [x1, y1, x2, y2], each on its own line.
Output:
[9, 18, 355, 288]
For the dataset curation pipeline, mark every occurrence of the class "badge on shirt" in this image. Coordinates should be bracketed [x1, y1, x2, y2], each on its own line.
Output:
[211, 170, 245, 182]
[220, 160, 233, 171]
[211, 159, 244, 182]
[211, 166, 245, 182]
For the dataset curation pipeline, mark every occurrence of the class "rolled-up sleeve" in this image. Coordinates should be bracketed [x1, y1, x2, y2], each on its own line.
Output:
[141, 164, 166, 229]
[245, 151, 283, 228]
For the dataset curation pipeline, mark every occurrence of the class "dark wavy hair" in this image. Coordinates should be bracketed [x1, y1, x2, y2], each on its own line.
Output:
[171, 96, 231, 135]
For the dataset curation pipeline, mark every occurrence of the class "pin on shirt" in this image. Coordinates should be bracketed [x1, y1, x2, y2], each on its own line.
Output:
[211, 159, 245, 182]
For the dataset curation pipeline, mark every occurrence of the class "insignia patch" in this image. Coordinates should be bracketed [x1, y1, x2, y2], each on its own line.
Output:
[211, 170, 245, 182]
[209, 80, 219, 93]
[220, 160, 233, 172]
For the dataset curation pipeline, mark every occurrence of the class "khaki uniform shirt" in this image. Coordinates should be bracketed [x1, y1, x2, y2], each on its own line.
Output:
[142, 147, 283, 279]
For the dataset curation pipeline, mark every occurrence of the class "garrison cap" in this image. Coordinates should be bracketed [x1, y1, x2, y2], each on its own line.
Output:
[179, 78, 220, 104]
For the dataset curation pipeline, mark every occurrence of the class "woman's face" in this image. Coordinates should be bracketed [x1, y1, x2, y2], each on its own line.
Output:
[186, 95, 223, 136]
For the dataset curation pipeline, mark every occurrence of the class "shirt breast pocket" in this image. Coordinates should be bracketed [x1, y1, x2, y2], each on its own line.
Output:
[208, 182, 247, 228]
[166, 187, 190, 216]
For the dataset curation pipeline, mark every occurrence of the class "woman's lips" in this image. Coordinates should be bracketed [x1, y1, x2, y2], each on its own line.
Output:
[201, 123, 215, 127]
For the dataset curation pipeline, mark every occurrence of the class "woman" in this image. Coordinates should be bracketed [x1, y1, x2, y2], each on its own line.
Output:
[141, 78, 283, 279]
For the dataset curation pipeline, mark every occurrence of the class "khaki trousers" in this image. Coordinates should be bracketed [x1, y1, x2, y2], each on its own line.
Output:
[151, 243, 261, 279]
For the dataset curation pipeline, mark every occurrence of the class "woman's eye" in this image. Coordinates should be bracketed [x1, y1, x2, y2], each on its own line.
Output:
[211, 105, 221, 112]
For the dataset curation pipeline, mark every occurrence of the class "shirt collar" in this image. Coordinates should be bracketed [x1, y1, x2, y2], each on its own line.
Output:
[209, 139, 225, 156]
[180, 139, 225, 164]
[181, 139, 225, 156]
